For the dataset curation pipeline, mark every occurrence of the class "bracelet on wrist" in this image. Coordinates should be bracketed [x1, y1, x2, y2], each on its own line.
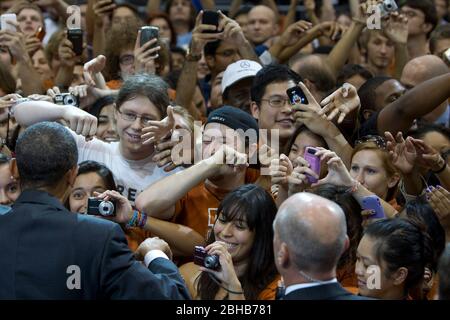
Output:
[126, 209, 148, 229]
[432, 161, 447, 174]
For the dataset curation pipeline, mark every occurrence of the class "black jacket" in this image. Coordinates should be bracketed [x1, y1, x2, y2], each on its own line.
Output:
[0, 190, 191, 300]
[283, 282, 371, 300]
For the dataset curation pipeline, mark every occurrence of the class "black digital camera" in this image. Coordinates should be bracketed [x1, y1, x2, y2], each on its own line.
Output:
[54, 93, 79, 107]
[87, 198, 116, 217]
[193, 246, 220, 270]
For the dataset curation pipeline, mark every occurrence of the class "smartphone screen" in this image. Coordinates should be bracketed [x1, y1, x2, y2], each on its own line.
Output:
[202, 10, 219, 33]
[286, 86, 308, 105]
[67, 28, 83, 56]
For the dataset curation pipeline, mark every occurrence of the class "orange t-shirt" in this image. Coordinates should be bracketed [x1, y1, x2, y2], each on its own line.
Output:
[173, 169, 260, 238]
[106, 79, 122, 90]
[124, 227, 152, 252]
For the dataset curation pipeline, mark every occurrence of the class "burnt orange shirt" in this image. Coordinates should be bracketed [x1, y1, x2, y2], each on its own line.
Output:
[173, 169, 260, 238]
[258, 275, 282, 300]
[124, 227, 152, 252]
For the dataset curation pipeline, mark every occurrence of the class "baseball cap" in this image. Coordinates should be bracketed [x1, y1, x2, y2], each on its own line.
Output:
[205, 106, 259, 135]
[221, 60, 262, 94]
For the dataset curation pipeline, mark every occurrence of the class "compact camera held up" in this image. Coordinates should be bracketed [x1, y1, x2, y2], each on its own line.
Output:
[193, 246, 220, 270]
[378, 0, 398, 17]
[53, 93, 79, 108]
[87, 197, 117, 217]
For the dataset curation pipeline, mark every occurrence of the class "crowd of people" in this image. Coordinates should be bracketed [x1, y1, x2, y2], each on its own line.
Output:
[0, 0, 450, 300]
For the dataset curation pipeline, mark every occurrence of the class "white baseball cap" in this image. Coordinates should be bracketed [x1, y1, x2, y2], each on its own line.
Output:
[221, 60, 262, 94]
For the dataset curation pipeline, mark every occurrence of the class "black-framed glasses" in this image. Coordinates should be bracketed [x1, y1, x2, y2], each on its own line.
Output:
[355, 135, 387, 149]
[260, 96, 290, 108]
[117, 109, 155, 126]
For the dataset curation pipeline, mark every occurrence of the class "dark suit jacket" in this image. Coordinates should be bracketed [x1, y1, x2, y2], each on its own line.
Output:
[283, 282, 371, 300]
[0, 190, 191, 300]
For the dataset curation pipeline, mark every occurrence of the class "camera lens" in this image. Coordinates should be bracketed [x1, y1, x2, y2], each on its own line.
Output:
[64, 95, 77, 106]
[98, 201, 114, 216]
[204, 255, 219, 269]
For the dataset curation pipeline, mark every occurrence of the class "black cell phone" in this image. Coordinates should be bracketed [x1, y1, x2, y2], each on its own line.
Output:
[140, 26, 159, 47]
[67, 28, 83, 56]
[202, 10, 219, 33]
[286, 86, 308, 105]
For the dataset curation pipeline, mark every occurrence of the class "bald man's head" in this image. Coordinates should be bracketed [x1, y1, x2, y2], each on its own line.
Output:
[274, 193, 347, 274]
[401, 55, 450, 89]
[247, 5, 279, 45]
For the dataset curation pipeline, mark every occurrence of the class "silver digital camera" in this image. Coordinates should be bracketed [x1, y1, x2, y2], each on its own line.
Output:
[54, 93, 79, 107]
[379, 0, 398, 17]
[87, 198, 116, 217]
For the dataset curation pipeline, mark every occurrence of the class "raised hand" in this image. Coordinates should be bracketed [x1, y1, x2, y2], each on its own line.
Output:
[218, 11, 247, 46]
[426, 185, 450, 223]
[190, 11, 224, 56]
[269, 154, 294, 187]
[277, 20, 313, 47]
[319, 83, 360, 124]
[385, 132, 417, 175]
[83, 55, 107, 87]
[58, 38, 77, 68]
[287, 156, 319, 193]
[383, 12, 408, 45]
[410, 138, 446, 172]
[312, 148, 354, 188]
[134, 33, 160, 75]
[141, 106, 175, 145]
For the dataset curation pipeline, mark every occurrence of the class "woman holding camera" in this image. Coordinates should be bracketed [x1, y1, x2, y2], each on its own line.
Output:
[179, 184, 280, 300]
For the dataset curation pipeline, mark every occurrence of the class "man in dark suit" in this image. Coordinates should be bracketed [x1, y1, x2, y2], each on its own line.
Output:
[0, 122, 190, 300]
[273, 193, 369, 300]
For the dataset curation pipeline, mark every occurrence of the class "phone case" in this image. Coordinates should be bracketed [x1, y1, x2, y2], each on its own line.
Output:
[140, 26, 159, 47]
[286, 87, 308, 105]
[202, 10, 219, 33]
[1, 13, 17, 32]
[362, 195, 385, 219]
[304, 147, 320, 183]
[67, 28, 83, 56]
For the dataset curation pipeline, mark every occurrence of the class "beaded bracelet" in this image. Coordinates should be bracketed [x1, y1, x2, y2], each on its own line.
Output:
[126, 210, 148, 229]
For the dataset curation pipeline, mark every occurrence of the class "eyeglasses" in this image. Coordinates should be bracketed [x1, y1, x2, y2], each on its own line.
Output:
[261, 96, 291, 108]
[119, 54, 135, 66]
[441, 149, 450, 162]
[355, 135, 387, 149]
[117, 110, 155, 126]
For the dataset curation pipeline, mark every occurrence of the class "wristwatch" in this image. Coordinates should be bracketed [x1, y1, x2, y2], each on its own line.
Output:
[186, 48, 202, 62]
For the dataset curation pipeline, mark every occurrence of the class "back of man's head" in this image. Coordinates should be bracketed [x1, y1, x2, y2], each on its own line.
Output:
[274, 193, 347, 276]
[358, 76, 393, 117]
[15, 122, 78, 189]
[289, 54, 336, 96]
[401, 55, 450, 88]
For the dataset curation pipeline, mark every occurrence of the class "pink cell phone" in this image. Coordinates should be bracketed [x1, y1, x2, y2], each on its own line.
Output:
[362, 195, 385, 219]
[304, 147, 320, 184]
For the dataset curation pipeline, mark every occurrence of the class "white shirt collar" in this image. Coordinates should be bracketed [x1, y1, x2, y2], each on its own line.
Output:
[284, 278, 338, 295]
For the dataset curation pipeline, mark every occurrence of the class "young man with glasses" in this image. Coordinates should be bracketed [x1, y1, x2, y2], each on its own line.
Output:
[400, 0, 438, 59]
[12, 73, 178, 204]
[250, 64, 302, 152]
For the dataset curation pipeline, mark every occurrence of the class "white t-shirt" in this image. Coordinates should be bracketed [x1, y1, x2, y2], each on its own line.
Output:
[71, 131, 181, 204]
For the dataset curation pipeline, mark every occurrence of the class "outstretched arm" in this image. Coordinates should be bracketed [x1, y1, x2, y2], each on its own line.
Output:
[377, 73, 450, 135]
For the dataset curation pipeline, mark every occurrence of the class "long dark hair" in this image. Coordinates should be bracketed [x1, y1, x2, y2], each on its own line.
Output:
[197, 184, 278, 300]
